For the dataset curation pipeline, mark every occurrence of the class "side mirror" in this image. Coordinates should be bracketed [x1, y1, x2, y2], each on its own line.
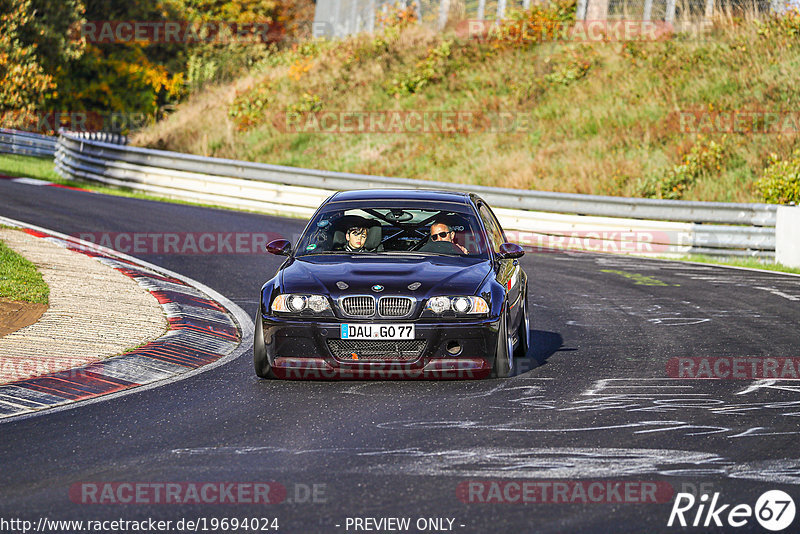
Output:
[497, 242, 524, 260]
[266, 239, 292, 256]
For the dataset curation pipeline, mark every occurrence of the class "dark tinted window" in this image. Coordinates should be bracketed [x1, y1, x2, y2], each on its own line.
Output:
[477, 203, 505, 253]
[296, 202, 488, 258]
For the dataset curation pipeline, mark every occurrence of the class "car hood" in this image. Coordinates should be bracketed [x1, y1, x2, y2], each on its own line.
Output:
[280, 254, 492, 299]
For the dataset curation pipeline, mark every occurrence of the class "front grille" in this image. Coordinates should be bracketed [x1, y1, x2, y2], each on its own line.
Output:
[378, 297, 413, 317]
[341, 296, 375, 316]
[327, 340, 426, 361]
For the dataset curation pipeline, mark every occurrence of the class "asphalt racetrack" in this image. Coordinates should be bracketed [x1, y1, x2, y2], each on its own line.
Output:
[1, 180, 800, 533]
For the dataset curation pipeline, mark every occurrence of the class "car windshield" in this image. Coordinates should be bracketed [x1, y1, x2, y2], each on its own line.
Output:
[295, 203, 489, 258]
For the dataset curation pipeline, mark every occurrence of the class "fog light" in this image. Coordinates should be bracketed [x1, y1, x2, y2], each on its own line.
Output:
[446, 341, 462, 355]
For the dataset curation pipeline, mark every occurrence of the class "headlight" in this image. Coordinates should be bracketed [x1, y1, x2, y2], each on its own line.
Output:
[428, 296, 451, 314]
[271, 294, 331, 314]
[425, 296, 489, 315]
[452, 297, 471, 313]
[288, 295, 307, 312]
[308, 295, 328, 312]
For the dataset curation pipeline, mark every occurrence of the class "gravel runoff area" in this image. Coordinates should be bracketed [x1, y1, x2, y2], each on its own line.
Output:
[0, 228, 168, 383]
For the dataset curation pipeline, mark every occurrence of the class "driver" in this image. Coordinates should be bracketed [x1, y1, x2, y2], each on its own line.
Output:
[430, 222, 468, 254]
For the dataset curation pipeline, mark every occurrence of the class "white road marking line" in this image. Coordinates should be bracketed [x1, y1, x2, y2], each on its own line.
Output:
[753, 286, 800, 301]
[11, 177, 51, 186]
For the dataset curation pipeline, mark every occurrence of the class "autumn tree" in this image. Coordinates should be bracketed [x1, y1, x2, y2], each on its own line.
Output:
[0, 0, 84, 115]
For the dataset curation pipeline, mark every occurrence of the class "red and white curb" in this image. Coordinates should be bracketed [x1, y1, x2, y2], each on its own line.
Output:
[0, 174, 89, 192]
[0, 215, 253, 422]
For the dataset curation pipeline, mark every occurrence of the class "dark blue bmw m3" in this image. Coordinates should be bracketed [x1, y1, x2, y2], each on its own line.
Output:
[254, 189, 529, 379]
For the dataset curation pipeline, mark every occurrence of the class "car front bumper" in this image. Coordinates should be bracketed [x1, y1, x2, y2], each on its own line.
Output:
[260, 314, 501, 380]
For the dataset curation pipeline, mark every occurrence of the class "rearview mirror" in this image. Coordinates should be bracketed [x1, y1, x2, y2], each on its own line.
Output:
[266, 239, 292, 256]
[497, 242, 524, 260]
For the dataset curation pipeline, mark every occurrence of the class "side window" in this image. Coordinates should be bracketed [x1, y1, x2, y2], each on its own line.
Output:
[477, 204, 505, 253]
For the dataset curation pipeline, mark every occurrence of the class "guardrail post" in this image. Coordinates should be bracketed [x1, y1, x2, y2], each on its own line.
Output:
[776, 206, 800, 268]
[643, 0, 653, 21]
[438, 0, 450, 29]
[585, 0, 609, 21]
[665, 0, 677, 23]
[496, 0, 507, 19]
[576, 0, 588, 20]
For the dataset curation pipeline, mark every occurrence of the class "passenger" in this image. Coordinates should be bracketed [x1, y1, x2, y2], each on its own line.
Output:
[429, 222, 468, 254]
[344, 225, 368, 252]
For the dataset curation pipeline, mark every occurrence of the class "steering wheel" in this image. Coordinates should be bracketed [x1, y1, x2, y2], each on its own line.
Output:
[418, 239, 465, 255]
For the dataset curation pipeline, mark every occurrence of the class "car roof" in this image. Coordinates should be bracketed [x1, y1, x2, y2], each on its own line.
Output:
[328, 189, 472, 205]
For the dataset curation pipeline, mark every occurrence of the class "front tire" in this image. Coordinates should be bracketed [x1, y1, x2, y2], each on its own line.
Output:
[491, 309, 514, 378]
[253, 310, 276, 379]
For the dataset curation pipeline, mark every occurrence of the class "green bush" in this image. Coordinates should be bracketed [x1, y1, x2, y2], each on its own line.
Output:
[186, 44, 269, 92]
[287, 92, 323, 114]
[755, 150, 800, 204]
[386, 39, 453, 96]
[757, 7, 800, 41]
[639, 137, 727, 200]
[544, 50, 595, 86]
[229, 81, 275, 131]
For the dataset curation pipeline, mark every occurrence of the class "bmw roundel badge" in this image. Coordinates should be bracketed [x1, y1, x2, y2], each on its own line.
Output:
[372, 284, 384, 292]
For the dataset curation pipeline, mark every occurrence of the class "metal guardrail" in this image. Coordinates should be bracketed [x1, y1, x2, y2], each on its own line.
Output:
[0, 129, 58, 158]
[0, 129, 127, 158]
[52, 134, 777, 223]
[1, 128, 777, 258]
[63, 131, 128, 145]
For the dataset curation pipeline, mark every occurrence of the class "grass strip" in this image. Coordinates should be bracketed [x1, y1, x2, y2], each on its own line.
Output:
[0, 235, 49, 304]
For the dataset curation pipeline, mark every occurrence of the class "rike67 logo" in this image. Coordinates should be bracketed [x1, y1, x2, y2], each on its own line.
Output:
[668, 490, 796, 531]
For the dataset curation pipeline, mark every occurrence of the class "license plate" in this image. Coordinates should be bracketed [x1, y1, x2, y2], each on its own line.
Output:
[340, 324, 415, 340]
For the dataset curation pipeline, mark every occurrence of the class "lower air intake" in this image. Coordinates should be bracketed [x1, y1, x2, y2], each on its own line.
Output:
[327, 339, 426, 361]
